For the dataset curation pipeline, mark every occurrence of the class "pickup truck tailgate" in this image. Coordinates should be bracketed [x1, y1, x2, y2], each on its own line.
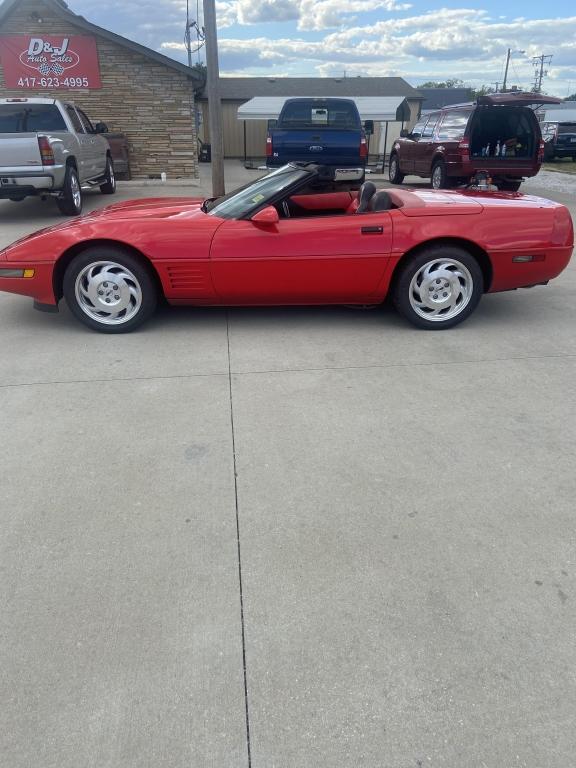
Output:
[272, 129, 361, 165]
[0, 133, 42, 169]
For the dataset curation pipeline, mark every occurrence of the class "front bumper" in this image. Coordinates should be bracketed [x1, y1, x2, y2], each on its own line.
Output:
[0, 261, 58, 306]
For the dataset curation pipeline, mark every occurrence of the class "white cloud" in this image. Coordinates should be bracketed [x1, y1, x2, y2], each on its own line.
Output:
[71, 0, 576, 95]
[209, 0, 412, 30]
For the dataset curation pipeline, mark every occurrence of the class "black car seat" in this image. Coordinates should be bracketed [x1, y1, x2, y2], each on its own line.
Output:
[370, 191, 392, 211]
[356, 181, 376, 213]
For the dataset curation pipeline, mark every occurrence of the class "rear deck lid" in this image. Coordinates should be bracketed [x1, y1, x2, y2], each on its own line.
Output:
[397, 189, 483, 216]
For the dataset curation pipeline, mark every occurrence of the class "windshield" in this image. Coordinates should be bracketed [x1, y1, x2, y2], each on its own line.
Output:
[207, 165, 311, 219]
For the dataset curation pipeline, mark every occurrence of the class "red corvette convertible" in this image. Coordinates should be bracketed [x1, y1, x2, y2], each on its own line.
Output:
[0, 163, 572, 333]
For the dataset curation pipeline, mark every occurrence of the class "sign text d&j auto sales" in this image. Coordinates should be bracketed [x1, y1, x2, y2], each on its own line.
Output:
[0, 35, 102, 89]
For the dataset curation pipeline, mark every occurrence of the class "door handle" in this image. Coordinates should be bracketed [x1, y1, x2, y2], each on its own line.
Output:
[361, 226, 383, 234]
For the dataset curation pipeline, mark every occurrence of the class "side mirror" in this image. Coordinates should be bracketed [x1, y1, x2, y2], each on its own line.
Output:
[364, 120, 374, 135]
[400, 128, 409, 138]
[251, 206, 279, 225]
[95, 122, 109, 133]
[267, 119, 277, 130]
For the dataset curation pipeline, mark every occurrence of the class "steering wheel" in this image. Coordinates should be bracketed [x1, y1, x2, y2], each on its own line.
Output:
[282, 200, 291, 219]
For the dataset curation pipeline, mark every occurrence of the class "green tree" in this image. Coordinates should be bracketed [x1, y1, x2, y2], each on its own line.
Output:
[416, 78, 466, 89]
[190, 62, 207, 86]
[565, 93, 576, 101]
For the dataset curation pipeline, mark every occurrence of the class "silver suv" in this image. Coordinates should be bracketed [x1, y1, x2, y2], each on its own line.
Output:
[0, 97, 115, 215]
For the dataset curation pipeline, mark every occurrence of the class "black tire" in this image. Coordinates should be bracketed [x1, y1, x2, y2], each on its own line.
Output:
[100, 156, 116, 195]
[392, 245, 483, 330]
[499, 180, 522, 192]
[388, 153, 404, 184]
[9, 197, 25, 202]
[430, 159, 453, 190]
[63, 247, 158, 333]
[56, 165, 82, 215]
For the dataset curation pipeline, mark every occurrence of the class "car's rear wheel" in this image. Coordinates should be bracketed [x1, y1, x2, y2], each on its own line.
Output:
[100, 157, 116, 195]
[389, 154, 404, 184]
[57, 165, 82, 216]
[431, 159, 453, 190]
[63, 247, 157, 333]
[392, 245, 483, 330]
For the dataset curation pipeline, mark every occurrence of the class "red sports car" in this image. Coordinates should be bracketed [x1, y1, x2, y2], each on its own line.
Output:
[0, 163, 572, 333]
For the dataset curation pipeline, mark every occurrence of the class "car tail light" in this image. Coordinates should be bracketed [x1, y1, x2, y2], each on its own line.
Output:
[458, 140, 470, 160]
[360, 136, 368, 159]
[537, 140, 545, 163]
[551, 206, 574, 246]
[38, 135, 55, 166]
[265, 135, 273, 157]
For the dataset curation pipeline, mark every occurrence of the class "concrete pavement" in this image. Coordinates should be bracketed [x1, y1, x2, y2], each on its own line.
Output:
[1, 164, 575, 767]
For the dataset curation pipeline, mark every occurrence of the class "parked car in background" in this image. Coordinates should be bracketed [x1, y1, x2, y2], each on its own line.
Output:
[542, 118, 576, 161]
[0, 97, 116, 215]
[389, 93, 562, 191]
[266, 98, 372, 173]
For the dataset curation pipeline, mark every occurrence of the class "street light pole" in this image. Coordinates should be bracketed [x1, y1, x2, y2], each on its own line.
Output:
[203, 0, 225, 196]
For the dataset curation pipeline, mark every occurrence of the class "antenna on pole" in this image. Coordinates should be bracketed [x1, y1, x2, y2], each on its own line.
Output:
[184, 0, 205, 68]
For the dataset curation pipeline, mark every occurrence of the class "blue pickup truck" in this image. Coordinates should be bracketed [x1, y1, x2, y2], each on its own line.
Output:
[266, 98, 372, 171]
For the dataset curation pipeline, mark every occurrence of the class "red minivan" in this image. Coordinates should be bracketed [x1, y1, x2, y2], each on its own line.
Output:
[389, 93, 562, 191]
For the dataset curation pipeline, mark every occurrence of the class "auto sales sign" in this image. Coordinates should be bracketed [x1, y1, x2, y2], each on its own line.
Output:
[0, 35, 102, 89]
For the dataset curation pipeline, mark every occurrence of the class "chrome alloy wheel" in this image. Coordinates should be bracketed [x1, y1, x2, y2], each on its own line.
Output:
[431, 165, 443, 189]
[74, 261, 142, 325]
[70, 172, 81, 209]
[408, 258, 474, 322]
[389, 156, 398, 179]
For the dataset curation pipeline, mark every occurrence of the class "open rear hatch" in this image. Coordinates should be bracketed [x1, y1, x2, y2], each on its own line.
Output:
[476, 93, 562, 107]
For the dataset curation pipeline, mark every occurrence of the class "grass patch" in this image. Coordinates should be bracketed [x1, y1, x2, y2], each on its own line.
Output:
[543, 159, 576, 175]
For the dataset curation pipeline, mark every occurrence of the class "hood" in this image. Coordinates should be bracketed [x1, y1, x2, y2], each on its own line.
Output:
[81, 196, 205, 221]
[1, 197, 208, 256]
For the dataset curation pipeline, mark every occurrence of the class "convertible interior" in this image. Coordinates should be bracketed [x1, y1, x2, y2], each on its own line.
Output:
[280, 181, 409, 219]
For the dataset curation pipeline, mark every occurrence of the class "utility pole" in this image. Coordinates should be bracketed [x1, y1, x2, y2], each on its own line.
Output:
[203, 0, 225, 196]
[532, 54, 553, 93]
[502, 49, 511, 93]
[502, 48, 525, 93]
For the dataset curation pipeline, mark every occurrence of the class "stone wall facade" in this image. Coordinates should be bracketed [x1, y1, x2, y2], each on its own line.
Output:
[0, 0, 198, 178]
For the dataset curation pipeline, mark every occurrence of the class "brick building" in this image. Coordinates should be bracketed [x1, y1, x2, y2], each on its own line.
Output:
[0, 0, 202, 178]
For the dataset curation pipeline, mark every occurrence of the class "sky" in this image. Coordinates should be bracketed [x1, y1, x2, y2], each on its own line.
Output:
[27, 0, 576, 95]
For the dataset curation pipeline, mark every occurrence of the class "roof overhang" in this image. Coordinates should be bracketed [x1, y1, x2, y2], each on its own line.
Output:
[543, 109, 576, 123]
[237, 96, 412, 122]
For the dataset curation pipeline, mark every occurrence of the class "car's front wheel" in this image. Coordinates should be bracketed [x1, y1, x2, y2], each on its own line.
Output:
[389, 153, 404, 184]
[63, 247, 157, 333]
[392, 246, 483, 329]
[100, 157, 116, 195]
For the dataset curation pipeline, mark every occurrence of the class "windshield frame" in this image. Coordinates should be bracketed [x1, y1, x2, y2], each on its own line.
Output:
[206, 164, 315, 220]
